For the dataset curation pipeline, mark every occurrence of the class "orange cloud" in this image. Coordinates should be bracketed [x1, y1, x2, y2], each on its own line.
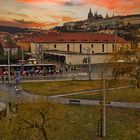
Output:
[19, 21, 60, 28]
[17, 0, 66, 4]
[0, 19, 60, 29]
[86, 0, 140, 14]
[17, 0, 140, 14]
[51, 15, 77, 22]
[61, 16, 76, 22]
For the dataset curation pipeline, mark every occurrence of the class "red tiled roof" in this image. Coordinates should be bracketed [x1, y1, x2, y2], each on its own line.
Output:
[18, 32, 126, 43]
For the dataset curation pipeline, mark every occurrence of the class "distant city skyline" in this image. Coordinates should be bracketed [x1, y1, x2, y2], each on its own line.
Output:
[0, 0, 140, 29]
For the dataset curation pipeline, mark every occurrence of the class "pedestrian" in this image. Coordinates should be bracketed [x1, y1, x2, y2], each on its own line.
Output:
[1, 73, 4, 84]
[6, 76, 8, 83]
[15, 77, 20, 86]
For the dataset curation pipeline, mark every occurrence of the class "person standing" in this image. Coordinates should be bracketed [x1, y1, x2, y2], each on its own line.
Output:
[1, 73, 4, 84]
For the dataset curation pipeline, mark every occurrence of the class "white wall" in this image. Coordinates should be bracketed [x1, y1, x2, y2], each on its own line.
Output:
[65, 54, 112, 65]
[31, 42, 122, 54]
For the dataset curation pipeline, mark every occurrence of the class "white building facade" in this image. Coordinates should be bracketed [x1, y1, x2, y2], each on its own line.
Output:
[30, 32, 128, 65]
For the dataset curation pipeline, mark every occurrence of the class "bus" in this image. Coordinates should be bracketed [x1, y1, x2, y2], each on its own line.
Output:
[0, 64, 56, 76]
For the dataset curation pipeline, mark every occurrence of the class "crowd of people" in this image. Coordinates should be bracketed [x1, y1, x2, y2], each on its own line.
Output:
[0, 65, 79, 84]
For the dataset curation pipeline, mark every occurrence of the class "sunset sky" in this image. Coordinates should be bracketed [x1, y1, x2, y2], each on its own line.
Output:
[0, 0, 140, 29]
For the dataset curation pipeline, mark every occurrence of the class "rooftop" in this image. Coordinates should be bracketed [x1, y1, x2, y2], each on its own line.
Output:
[18, 32, 126, 43]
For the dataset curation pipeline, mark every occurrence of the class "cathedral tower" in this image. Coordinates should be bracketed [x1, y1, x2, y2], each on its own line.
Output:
[88, 8, 93, 20]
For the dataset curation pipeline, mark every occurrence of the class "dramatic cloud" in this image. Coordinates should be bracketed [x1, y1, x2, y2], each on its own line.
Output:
[85, 0, 140, 13]
[0, 0, 139, 29]
[17, 0, 140, 13]
[51, 15, 77, 22]
[17, 0, 83, 6]
[17, 0, 66, 4]
[0, 19, 60, 28]
[7, 12, 29, 18]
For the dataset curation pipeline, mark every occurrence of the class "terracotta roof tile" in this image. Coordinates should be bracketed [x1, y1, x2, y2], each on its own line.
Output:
[18, 32, 126, 43]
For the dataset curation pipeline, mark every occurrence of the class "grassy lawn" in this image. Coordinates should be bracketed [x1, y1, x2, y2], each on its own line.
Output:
[21, 80, 129, 96]
[60, 105, 140, 140]
[0, 102, 140, 140]
[68, 88, 140, 103]
[21, 80, 102, 96]
[66, 105, 140, 140]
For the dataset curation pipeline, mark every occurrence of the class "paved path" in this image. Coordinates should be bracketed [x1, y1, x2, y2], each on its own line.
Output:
[50, 86, 133, 98]
[0, 83, 140, 109]
[49, 97, 140, 109]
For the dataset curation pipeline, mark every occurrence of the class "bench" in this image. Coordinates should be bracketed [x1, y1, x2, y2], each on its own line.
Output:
[99, 101, 111, 104]
[69, 99, 80, 105]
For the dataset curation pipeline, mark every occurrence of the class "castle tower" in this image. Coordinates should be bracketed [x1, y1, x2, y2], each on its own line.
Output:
[106, 13, 109, 19]
[112, 13, 115, 18]
[88, 8, 93, 20]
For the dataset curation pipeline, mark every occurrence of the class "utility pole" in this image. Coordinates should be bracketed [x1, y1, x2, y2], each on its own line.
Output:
[8, 48, 11, 83]
[88, 48, 91, 80]
[21, 48, 24, 73]
[22, 48, 24, 61]
[103, 69, 106, 137]
[114, 27, 117, 61]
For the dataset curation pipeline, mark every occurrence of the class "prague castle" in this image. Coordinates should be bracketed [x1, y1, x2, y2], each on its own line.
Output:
[57, 9, 140, 32]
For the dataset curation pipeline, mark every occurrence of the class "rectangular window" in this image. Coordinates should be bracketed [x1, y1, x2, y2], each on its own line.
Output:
[67, 44, 70, 51]
[102, 44, 104, 53]
[80, 44, 82, 53]
[112, 44, 115, 52]
[54, 44, 56, 48]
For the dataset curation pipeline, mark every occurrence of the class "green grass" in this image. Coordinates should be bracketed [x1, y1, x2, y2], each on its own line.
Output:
[21, 80, 129, 96]
[68, 88, 140, 103]
[0, 102, 140, 140]
[21, 80, 102, 96]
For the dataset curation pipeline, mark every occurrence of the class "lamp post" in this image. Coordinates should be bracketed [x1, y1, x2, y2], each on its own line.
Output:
[21, 48, 24, 74]
[83, 48, 91, 80]
[7, 48, 11, 83]
[22, 48, 24, 61]
[103, 69, 106, 137]
[99, 65, 107, 138]
[88, 48, 91, 80]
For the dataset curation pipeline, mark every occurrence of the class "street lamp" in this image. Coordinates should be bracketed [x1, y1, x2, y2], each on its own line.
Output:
[87, 48, 92, 80]
[98, 63, 107, 138]
[21, 48, 24, 74]
[103, 68, 106, 137]
[83, 48, 91, 80]
[7, 48, 11, 83]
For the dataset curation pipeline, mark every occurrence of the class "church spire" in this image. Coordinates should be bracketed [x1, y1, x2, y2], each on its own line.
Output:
[106, 13, 109, 19]
[88, 8, 93, 20]
[89, 8, 92, 13]
[112, 13, 115, 18]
